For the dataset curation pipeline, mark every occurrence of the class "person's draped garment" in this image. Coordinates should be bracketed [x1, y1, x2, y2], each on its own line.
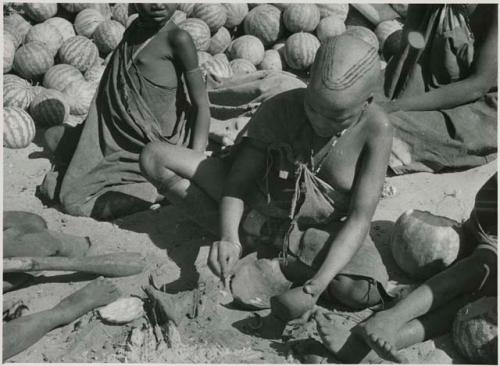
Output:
[384, 4, 497, 174]
[39, 20, 306, 220]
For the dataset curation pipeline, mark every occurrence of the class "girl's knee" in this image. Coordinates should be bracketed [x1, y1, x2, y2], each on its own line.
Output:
[140, 142, 166, 180]
[328, 275, 381, 310]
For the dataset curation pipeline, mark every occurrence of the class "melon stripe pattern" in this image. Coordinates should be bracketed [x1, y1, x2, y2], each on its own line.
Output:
[317, 4, 349, 21]
[93, 20, 125, 55]
[230, 58, 257, 75]
[283, 4, 320, 33]
[43, 64, 85, 92]
[4, 34, 16, 73]
[14, 42, 55, 80]
[4, 107, 36, 149]
[84, 63, 107, 83]
[4, 83, 35, 110]
[223, 3, 249, 29]
[74, 9, 106, 38]
[23, 3, 58, 22]
[178, 19, 211, 52]
[203, 57, 233, 80]
[258, 49, 283, 71]
[4, 75, 31, 89]
[197, 51, 213, 67]
[193, 4, 227, 34]
[243, 5, 283, 47]
[316, 16, 346, 43]
[177, 3, 195, 17]
[208, 27, 231, 55]
[59, 36, 99, 73]
[25, 23, 64, 57]
[229, 35, 265, 66]
[111, 3, 129, 26]
[4, 13, 32, 45]
[284, 32, 320, 71]
[63, 80, 97, 115]
[29, 89, 69, 127]
[171, 10, 187, 25]
[45, 17, 76, 42]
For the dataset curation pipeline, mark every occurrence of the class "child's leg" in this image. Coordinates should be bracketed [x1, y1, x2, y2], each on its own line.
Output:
[356, 249, 493, 361]
[140, 142, 229, 236]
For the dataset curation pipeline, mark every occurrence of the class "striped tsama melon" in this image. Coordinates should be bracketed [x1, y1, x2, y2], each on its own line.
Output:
[197, 51, 213, 67]
[177, 3, 195, 16]
[25, 23, 64, 57]
[84, 63, 106, 83]
[284, 32, 320, 71]
[208, 27, 232, 55]
[29, 89, 69, 127]
[4, 14, 31, 47]
[59, 36, 99, 73]
[4, 82, 34, 110]
[258, 49, 283, 71]
[4, 107, 36, 149]
[45, 17, 76, 42]
[23, 3, 58, 22]
[43, 64, 85, 92]
[228, 35, 265, 66]
[316, 16, 346, 43]
[4, 33, 16, 73]
[230, 59, 257, 76]
[171, 10, 187, 25]
[316, 4, 349, 21]
[193, 4, 227, 34]
[74, 8, 106, 38]
[4, 74, 30, 89]
[32, 85, 48, 97]
[178, 19, 211, 52]
[452, 297, 497, 364]
[111, 3, 129, 26]
[60, 3, 91, 14]
[223, 3, 249, 29]
[14, 42, 54, 80]
[4, 26, 23, 50]
[63, 80, 97, 115]
[93, 20, 125, 56]
[63, 3, 112, 19]
[283, 4, 321, 33]
[345, 26, 379, 50]
[243, 5, 284, 47]
[203, 56, 233, 80]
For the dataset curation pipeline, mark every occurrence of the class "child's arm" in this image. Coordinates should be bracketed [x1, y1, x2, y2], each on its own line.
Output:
[304, 111, 393, 296]
[170, 29, 210, 152]
[385, 5, 497, 113]
[208, 141, 267, 278]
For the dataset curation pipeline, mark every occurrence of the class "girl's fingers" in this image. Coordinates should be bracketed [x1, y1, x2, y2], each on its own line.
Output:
[218, 246, 229, 279]
[208, 244, 221, 277]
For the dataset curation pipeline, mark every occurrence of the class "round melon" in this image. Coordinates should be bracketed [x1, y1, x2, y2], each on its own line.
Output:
[93, 20, 125, 56]
[317, 4, 349, 21]
[84, 63, 106, 83]
[283, 4, 321, 33]
[391, 210, 461, 280]
[4, 33, 16, 73]
[29, 88, 69, 127]
[25, 23, 64, 57]
[203, 56, 233, 80]
[4, 74, 30, 89]
[111, 3, 129, 26]
[69, 3, 111, 19]
[375, 20, 403, 51]
[126, 14, 139, 28]
[59, 36, 99, 73]
[228, 35, 265, 66]
[316, 16, 346, 43]
[208, 26, 232, 55]
[192, 4, 227, 34]
[177, 3, 195, 17]
[3, 107, 36, 149]
[284, 32, 320, 71]
[345, 26, 379, 50]
[271, 3, 291, 11]
[4, 81, 34, 109]
[171, 10, 187, 25]
[258, 49, 283, 71]
[223, 3, 249, 29]
[14, 42, 54, 80]
[63, 80, 96, 115]
[243, 4, 284, 47]
[4, 14, 31, 47]
[23, 3, 57, 22]
[74, 8, 106, 38]
[230, 58, 257, 75]
[43, 64, 84, 92]
[452, 297, 497, 364]
[45, 17, 76, 42]
[178, 19, 211, 52]
[60, 3, 90, 14]
[197, 51, 213, 67]
[4, 26, 23, 50]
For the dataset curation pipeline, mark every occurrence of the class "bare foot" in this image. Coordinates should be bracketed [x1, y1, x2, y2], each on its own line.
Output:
[353, 311, 407, 363]
[315, 311, 383, 363]
[55, 277, 120, 322]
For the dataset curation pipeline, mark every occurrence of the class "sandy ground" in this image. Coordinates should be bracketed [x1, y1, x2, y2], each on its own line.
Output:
[3, 138, 496, 363]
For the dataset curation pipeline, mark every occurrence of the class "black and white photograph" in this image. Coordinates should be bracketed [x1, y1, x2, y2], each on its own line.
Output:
[2, 1, 498, 363]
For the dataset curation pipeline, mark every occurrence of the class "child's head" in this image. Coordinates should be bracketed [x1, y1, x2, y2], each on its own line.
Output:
[135, 3, 177, 25]
[305, 34, 381, 137]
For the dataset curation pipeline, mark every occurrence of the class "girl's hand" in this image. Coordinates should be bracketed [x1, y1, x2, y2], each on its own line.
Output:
[208, 240, 242, 279]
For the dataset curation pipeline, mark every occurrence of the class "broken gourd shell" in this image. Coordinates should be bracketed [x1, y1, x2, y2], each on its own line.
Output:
[98, 297, 144, 324]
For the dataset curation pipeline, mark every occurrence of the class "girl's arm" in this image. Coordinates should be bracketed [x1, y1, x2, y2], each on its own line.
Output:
[388, 5, 497, 113]
[306, 112, 393, 294]
[170, 29, 211, 152]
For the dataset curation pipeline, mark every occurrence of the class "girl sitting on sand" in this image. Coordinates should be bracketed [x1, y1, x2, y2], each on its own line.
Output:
[41, 3, 210, 220]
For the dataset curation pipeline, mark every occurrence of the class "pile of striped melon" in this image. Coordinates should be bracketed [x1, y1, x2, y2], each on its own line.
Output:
[3, 3, 406, 150]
